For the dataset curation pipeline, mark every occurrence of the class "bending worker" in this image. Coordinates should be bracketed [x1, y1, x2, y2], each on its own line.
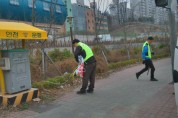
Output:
[136, 36, 158, 81]
[73, 39, 97, 94]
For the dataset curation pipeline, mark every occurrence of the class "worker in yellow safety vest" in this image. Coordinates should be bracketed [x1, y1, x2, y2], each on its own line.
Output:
[136, 36, 158, 81]
[73, 39, 97, 94]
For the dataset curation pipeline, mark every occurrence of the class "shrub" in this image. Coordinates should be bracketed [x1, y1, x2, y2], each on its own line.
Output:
[107, 49, 128, 63]
[48, 48, 72, 62]
[152, 53, 169, 59]
[120, 49, 127, 55]
[46, 58, 77, 77]
[158, 44, 166, 49]
[30, 64, 42, 82]
[63, 49, 72, 58]
[32, 74, 74, 89]
[29, 49, 42, 64]
[133, 47, 142, 55]
[95, 55, 108, 74]
[92, 46, 101, 55]
[109, 59, 141, 70]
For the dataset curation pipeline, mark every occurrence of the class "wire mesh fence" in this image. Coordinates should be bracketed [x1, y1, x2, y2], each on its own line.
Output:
[0, 35, 170, 82]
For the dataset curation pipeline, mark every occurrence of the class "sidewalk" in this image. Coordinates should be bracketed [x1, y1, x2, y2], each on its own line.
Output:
[3, 58, 178, 118]
[133, 84, 177, 118]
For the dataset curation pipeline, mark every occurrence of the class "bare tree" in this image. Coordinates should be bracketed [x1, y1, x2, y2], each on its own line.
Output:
[87, 0, 112, 64]
[32, 0, 63, 79]
[112, 0, 131, 59]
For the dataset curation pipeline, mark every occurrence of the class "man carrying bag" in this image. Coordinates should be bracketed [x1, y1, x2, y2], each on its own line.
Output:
[73, 39, 97, 94]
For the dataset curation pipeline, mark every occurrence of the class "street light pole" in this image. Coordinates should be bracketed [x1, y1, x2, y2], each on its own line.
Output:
[167, 0, 177, 83]
[67, 16, 74, 54]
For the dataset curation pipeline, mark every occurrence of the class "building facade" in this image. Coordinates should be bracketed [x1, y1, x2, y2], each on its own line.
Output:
[86, 9, 95, 33]
[96, 12, 109, 33]
[90, 2, 97, 11]
[109, 1, 131, 26]
[0, 0, 67, 34]
[129, 0, 168, 24]
[63, 0, 73, 33]
[90, 2, 109, 34]
[0, 0, 67, 25]
[154, 7, 168, 24]
[72, 1, 109, 34]
[130, 0, 141, 20]
[77, 0, 84, 6]
[72, 3, 89, 32]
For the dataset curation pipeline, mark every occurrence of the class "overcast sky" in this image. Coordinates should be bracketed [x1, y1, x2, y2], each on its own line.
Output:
[71, 0, 130, 12]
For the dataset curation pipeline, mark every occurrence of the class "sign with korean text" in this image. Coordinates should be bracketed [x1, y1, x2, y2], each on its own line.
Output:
[0, 31, 47, 40]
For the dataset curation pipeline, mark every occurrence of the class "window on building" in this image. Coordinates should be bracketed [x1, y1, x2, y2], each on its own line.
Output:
[88, 20, 90, 23]
[56, 5, 62, 13]
[43, 2, 50, 11]
[89, 27, 90, 29]
[28, 0, 36, 8]
[10, 0, 19, 5]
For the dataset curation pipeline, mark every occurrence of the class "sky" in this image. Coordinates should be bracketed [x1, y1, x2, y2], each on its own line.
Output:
[71, 0, 130, 12]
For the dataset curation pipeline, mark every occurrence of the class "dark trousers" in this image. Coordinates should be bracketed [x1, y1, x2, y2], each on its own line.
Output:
[137, 60, 155, 79]
[81, 62, 96, 91]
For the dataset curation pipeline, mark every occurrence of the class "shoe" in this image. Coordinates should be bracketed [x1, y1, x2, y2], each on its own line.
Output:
[150, 78, 158, 81]
[136, 73, 139, 79]
[87, 89, 94, 93]
[76, 90, 86, 94]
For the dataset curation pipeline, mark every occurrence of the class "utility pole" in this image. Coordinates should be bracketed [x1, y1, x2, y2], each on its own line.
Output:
[154, 0, 176, 81]
[67, 16, 74, 53]
[168, 0, 177, 78]
[32, 0, 35, 26]
[166, 0, 178, 114]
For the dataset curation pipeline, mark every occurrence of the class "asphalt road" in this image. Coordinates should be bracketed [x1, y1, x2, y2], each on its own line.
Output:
[31, 58, 173, 118]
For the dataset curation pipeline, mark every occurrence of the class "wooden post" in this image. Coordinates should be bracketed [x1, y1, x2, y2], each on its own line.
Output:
[70, 26, 74, 53]
[67, 16, 74, 54]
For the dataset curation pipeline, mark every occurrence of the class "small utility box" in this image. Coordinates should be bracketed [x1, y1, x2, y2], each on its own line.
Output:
[0, 21, 47, 106]
[1, 49, 31, 94]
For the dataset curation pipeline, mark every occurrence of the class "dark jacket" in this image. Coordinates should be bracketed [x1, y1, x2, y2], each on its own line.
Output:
[74, 46, 96, 65]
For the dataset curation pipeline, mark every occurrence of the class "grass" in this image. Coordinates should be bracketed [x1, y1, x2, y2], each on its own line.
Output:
[32, 74, 75, 89]
[109, 59, 141, 70]
[152, 53, 169, 59]
[20, 103, 29, 110]
[33, 53, 170, 90]
[108, 53, 169, 70]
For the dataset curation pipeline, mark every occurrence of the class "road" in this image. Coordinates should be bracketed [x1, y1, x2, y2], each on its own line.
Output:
[27, 58, 177, 118]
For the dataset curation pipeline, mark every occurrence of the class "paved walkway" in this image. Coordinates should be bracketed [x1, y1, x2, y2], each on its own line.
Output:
[6, 58, 178, 118]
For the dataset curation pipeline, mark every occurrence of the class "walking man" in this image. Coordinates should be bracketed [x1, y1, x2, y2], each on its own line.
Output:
[73, 39, 97, 94]
[136, 36, 158, 81]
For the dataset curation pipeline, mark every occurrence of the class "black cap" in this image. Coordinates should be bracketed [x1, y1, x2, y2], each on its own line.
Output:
[72, 39, 80, 44]
[148, 36, 154, 40]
